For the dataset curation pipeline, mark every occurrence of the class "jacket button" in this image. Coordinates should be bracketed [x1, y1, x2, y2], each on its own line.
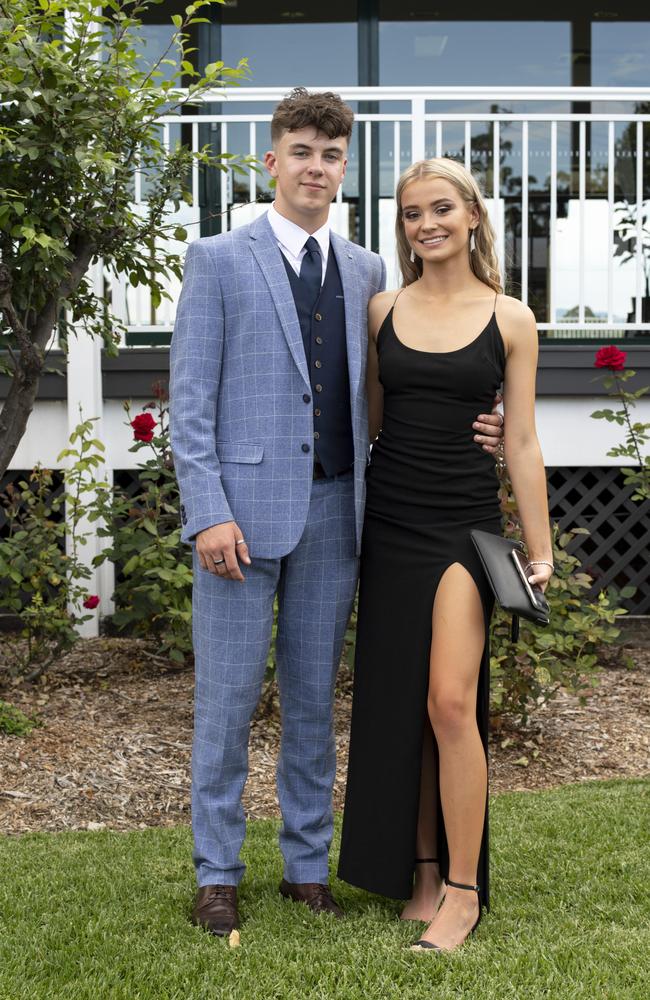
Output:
[314, 360, 322, 369]
[315, 336, 323, 345]
[314, 408, 321, 417]
[301, 443, 310, 453]
[303, 393, 311, 403]
[314, 431, 320, 440]
[315, 313, 322, 321]
[315, 384, 323, 392]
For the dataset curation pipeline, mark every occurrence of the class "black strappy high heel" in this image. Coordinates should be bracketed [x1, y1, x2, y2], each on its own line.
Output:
[410, 879, 481, 952]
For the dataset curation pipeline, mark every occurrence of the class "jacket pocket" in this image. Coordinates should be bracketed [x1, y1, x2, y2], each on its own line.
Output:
[217, 442, 264, 464]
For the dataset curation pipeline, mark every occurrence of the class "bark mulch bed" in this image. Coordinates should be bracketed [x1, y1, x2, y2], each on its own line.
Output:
[1, 631, 649, 835]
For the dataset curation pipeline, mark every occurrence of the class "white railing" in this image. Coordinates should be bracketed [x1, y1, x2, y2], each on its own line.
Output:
[111, 86, 650, 341]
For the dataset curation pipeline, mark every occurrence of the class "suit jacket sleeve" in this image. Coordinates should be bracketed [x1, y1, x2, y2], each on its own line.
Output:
[169, 240, 234, 542]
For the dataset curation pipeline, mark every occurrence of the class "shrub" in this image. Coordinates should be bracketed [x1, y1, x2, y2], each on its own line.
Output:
[94, 387, 193, 664]
[0, 419, 105, 680]
[591, 345, 649, 502]
[0, 700, 37, 737]
[490, 469, 627, 724]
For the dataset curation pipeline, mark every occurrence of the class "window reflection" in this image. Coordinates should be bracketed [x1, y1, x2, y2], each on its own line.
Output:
[378, 22, 571, 86]
[222, 23, 358, 86]
[592, 22, 650, 86]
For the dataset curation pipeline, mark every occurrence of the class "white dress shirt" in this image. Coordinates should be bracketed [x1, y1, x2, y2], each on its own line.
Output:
[267, 202, 329, 285]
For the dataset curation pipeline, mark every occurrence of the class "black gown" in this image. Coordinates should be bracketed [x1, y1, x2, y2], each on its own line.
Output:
[337, 298, 505, 912]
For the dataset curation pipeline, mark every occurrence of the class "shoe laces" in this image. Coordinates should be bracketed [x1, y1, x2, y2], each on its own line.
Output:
[208, 885, 234, 902]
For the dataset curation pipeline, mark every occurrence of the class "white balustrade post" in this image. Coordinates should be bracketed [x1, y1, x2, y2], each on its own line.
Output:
[411, 96, 426, 163]
[65, 259, 108, 637]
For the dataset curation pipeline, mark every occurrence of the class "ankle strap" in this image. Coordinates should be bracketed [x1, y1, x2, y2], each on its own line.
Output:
[446, 878, 479, 892]
[414, 857, 438, 864]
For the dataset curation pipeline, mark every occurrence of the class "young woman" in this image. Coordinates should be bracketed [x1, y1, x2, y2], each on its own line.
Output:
[338, 158, 552, 953]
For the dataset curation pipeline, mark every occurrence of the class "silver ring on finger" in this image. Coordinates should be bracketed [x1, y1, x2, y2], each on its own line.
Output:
[213, 557, 226, 566]
[235, 539, 245, 545]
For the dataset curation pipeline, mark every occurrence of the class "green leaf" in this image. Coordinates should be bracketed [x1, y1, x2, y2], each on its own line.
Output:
[122, 555, 140, 575]
[172, 14, 183, 28]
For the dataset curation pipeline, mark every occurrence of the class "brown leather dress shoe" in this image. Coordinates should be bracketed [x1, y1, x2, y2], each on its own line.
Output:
[279, 879, 344, 918]
[191, 885, 239, 936]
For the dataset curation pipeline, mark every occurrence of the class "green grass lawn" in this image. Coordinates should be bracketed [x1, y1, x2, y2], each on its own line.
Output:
[0, 779, 648, 1000]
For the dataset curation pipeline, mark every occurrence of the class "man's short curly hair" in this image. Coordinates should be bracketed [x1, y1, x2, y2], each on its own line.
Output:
[270, 88, 354, 144]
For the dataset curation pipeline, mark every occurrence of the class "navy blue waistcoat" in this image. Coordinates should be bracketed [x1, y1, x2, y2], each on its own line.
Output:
[282, 249, 354, 477]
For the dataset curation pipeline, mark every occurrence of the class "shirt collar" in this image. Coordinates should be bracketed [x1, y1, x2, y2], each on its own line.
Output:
[268, 202, 330, 261]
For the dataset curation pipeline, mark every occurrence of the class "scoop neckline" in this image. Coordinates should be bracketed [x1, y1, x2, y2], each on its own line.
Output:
[385, 308, 496, 356]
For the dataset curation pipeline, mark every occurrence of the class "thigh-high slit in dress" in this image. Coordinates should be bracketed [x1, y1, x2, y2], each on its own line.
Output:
[337, 300, 505, 913]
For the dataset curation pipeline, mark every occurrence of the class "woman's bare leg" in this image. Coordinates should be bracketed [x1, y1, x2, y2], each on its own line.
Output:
[416, 562, 486, 950]
[400, 724, 445, 921]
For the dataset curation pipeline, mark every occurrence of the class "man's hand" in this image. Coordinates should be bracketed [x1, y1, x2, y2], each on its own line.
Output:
[196, 521, 251, 582]
[473, 393, 504, 455]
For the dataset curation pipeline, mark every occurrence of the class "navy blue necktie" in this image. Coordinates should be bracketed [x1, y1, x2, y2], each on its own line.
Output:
[299, 236, 322, 310]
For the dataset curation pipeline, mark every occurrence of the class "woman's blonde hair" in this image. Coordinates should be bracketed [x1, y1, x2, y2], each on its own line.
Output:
[395, 158, 503, 292]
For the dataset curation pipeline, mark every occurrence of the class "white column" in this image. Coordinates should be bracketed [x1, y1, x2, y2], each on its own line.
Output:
[65, 260, 111, 636]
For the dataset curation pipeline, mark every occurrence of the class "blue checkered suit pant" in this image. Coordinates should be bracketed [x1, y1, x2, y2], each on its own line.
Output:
[191, 472, 358, 887]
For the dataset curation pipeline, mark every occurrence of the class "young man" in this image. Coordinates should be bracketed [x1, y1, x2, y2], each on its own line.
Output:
[169, 88, 503, 936]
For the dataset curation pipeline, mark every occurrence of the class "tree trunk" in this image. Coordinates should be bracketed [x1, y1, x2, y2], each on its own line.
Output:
[0, 239, 95, 478]
[0, 352, 45, 477]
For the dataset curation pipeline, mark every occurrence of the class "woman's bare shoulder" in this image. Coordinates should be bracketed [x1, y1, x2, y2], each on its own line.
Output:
[496, 294, 536, 327]
[369, 289, 399, 313]
[368, 289, 399, 337]
[496, 294, 538, 353]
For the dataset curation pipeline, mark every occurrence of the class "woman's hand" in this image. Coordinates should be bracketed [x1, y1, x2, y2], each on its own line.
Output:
[526, 561, 553, 592]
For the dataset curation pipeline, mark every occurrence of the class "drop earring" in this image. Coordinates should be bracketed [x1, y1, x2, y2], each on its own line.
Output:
[470, 229, 476, 252]
[410, 248, 416, 263]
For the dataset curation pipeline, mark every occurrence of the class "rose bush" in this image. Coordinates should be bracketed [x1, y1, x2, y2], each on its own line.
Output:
[0, 420, 106, 679]
[93, 388, 193, 663]
[591, 346, 649, 502]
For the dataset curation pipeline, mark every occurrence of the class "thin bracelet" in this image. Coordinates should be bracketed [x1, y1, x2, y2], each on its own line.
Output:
[526, 560, 554, 572]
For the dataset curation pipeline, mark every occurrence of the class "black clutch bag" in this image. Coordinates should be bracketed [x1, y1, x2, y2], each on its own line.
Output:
[470, 529, 550, 642]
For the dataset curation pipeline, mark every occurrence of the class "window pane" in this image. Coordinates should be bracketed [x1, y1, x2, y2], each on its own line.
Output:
[592, 22, 650, 86]
[222, 23, 357, 86]
[379, 21, 570, 86]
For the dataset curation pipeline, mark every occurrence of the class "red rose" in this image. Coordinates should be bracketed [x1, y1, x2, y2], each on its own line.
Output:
[131, 412, 156, 442]
[83, 595, 100, 609]
[594, 345, 627, 371]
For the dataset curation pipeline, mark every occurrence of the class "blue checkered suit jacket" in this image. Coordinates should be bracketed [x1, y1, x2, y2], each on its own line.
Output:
[170, 212, 386, 558]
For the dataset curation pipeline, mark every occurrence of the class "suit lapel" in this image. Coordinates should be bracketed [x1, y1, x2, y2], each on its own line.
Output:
[331, 233, 364, 400]
[249, 214, 310, 388]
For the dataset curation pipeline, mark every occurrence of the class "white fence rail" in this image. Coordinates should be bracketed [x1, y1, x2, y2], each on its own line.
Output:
[110, 86, 650, 342]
